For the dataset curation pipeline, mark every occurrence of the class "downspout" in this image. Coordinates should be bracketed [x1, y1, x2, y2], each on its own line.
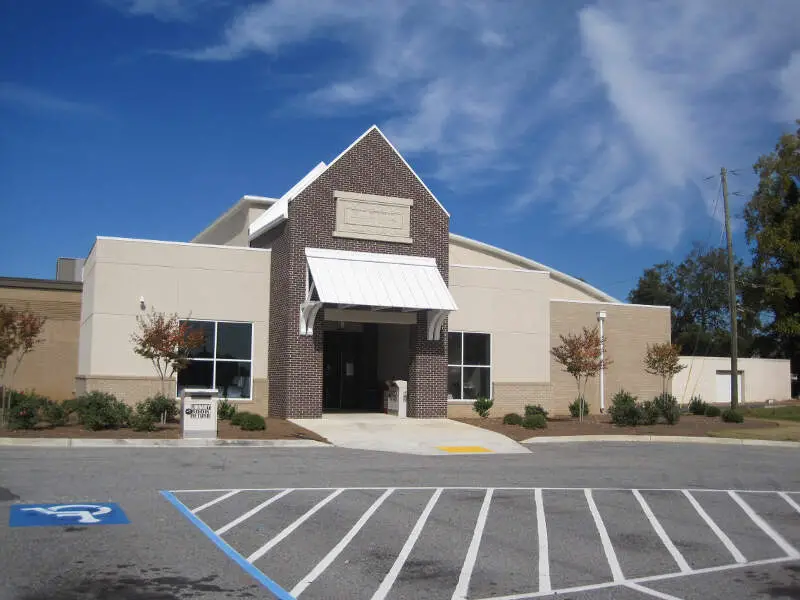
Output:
[597, 311, 607, 412]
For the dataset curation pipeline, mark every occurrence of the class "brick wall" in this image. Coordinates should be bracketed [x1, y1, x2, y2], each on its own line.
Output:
[446, 382, 553, 418]
[263, 128, 450, 418]
[550, 301, 671, 414]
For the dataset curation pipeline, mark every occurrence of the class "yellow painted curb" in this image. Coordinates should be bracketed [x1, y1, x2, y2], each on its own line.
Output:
[437, 445, 493, 453]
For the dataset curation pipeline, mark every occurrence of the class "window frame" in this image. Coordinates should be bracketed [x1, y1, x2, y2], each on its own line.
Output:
[176, 319, 254, 401]
[447, 330, 492, 402]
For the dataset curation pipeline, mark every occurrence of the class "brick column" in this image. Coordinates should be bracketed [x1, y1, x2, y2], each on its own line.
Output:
[406, 312, 448, 418]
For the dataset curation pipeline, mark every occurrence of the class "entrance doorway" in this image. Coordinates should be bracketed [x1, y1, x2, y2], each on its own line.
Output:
[322, 327, 380, 411]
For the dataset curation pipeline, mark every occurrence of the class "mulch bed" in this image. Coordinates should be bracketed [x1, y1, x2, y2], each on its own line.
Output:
[454, 414, 778, 442]
[1, 418, 328, 443]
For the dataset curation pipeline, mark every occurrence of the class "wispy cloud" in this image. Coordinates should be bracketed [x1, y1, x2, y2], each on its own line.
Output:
[0, 83, 107, 118]
[167, 0, 800, 249]
[102, 0, 223, 22]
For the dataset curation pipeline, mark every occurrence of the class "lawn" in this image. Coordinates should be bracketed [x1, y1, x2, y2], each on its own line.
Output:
[709, 420, 800, 442]
[742, 404, 800, 422]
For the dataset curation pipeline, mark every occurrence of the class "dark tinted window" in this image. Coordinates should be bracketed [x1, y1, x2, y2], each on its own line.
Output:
[177, 360, 213, 396]
[215, 361, 252, 399]
[216, 322, 252, 360]
[184, 321, 215, 358]
[448, 332, 461, 365]
[463, 333, 490, 365]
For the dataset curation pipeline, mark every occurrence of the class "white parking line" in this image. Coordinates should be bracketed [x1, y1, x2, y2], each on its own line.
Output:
[215, 489, 293, 536]
[191, 489, 241, 514]
[247, 488, 345, 564]
[779, 491, 800, 515]
[632, 490, 692, 573]
[585, 488, 624, 582]
[729, 491, 800, 558]
[370, 488, 443, 600]
[625, 581, 686, 600]
[452, 488, 494, 600]
[290, 488, 395, 597]
[534, 488, 550, 594]
[681, 490, 746, 564]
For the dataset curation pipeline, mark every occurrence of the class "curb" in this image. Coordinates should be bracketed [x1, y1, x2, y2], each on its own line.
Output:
[521, 435, 800, 448]
[0, 437, 331, 448]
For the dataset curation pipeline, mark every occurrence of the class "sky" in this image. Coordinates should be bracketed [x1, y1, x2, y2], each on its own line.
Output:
[1, 0, 799, 301]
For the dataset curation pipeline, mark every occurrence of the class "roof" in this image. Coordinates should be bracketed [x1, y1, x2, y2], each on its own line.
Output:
[0, 277, 82, 292]
[249, 125, 449, 240]
[193, 195, 277, 243]
[449, 233, 619, 303]
[305, 247, 457, 311]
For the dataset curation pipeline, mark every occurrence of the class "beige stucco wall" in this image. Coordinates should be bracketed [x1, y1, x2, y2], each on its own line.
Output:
[78, 237, 271, 410]
[0, 284, 82, 399]
[192, 201, 269, 247]
[449, 237, 608, 303]
[550, 300, 671, 415]
[448, 264, 551, 414]
[673, 356, 791, 405]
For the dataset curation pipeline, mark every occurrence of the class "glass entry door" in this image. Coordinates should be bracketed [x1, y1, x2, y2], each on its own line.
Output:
[323, 331, 363, 411]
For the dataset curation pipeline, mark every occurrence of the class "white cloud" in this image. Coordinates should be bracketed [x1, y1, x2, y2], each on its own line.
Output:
[0, 83, 106, 118]
[168, 0, 800, 249]
[103, 0, 222, 22]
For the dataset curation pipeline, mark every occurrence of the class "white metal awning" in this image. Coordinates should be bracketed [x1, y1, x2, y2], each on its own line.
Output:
[301, 247, 457, 340]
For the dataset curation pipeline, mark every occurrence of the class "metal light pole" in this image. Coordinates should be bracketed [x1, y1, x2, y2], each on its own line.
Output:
[597, 311, 607, 413]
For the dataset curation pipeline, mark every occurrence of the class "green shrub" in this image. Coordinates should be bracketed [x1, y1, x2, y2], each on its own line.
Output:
[721, 408, 744, 423]
[73, 391, 131, 430]
[654, 393, 680, 425]
[640, 400, 660, 426]
[7, 391, 47, 429]
[42, 401, 67, 427]
[525, 404, 549, 419]
[472, 397, 493, 418]
[140, 394, 177, 423]
[230, 411, 245, 426]
[688, 396, 708, 415]
[704, 405, 722, 417]
[609, 389, 641, 426]
[568, 396, 589, 418]
[502, 412, 523, 425]
[130, 403, 157, 432]
[218, 398, 237, 421]
[236, 412, 266, 431]
[522, 414, 547, 429]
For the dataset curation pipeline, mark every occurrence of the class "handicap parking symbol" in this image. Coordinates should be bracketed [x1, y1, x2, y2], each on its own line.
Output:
[9, 503, 129, 527]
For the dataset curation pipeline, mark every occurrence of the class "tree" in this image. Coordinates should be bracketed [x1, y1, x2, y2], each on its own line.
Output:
[551, 326, 611, 421]
[743, 120, 800, 380]
[0, 305, 46, 427]
[130, 310, 205, 406]
[644, 342, 686, 395]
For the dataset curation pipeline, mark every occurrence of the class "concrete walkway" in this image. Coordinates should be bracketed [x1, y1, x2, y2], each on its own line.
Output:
[289, 413, 529, 455]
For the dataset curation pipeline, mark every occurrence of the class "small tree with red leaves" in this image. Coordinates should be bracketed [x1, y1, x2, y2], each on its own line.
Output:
[644, 342, 686, 395]
[131, 310, 205, 400]
[551, 326, 611, 421]
[0, 305, 47, 427]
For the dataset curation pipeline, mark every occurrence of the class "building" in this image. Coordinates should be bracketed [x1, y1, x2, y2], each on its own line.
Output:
[72, 126, 670, 417]
[673, 356, 791, 405]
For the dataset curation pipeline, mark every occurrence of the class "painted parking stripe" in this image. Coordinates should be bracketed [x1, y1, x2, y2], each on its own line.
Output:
[369, 487, 443, 600]
[191, 490, 241, 514]
[632, 490, 692, 574]
[290, 488, 395, 597]
[216, 489, 293, 536]
[584, 488, 624, 582]
[534, 488, 550, 594]
[247, 489, 344, 564]
[453, 488, 494, 600]
[779, 491, 800, 515]
[681, 490, 746, 564]
[729, 491, 800, 558]
[160, 491, 295, 600]
[624, 581, 687, 600]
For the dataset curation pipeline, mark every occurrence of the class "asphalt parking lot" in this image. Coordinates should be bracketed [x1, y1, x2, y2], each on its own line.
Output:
[1, 443, 799, 600]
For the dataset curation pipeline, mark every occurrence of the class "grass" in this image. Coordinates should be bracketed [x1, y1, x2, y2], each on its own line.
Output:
[742, 405, 800, 422]
[710, 420, 800, 442]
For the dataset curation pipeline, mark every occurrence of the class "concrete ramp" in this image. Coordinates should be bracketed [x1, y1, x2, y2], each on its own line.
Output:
[289, 413, 529, 455]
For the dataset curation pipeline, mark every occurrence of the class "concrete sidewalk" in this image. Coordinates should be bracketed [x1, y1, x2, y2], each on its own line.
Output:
[289, 413, 529, 455]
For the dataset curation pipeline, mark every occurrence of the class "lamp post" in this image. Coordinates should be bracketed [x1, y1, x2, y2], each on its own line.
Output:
[597, 311, 607, 413]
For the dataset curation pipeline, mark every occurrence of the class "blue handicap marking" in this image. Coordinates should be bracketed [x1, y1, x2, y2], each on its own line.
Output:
[9, 503, 129, 527]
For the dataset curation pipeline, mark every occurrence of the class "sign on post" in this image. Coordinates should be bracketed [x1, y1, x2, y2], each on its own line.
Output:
[181, 388, 219, 439]
[9, 503, 129, 527]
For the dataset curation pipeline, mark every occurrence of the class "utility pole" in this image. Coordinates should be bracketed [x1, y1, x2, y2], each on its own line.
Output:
[721, 167, 739, 409]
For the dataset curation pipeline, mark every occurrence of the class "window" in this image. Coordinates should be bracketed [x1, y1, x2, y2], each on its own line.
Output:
[447, 331, 491, 400]
[177, 321, 253, 400]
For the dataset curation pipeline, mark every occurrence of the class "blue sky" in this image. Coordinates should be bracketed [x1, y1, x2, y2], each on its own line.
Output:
[1, 0, 799, 301]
